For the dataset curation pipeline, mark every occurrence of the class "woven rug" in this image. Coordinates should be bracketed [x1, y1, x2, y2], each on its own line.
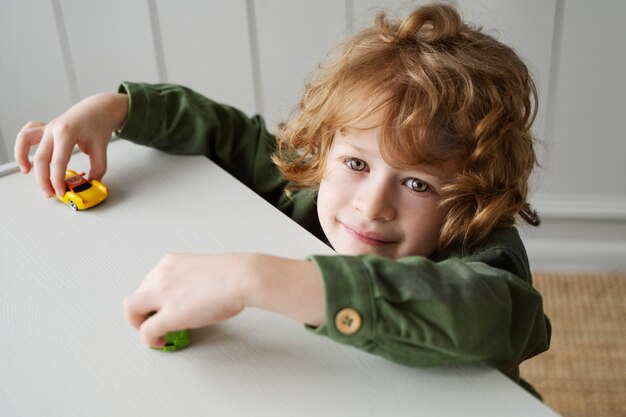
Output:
[520, 273, 626, 417]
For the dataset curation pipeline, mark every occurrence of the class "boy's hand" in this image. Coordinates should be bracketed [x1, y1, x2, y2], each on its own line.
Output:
[14, 93, 128, 198]
[124, 253, 248, 348]
[123, 253, 325, 348]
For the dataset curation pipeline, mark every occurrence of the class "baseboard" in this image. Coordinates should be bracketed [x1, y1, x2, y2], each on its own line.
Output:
[533, 194, 626, 220]
[0, 160, 20, 177]
[520, 194, 626, 272]
[524, 238, 626, 273]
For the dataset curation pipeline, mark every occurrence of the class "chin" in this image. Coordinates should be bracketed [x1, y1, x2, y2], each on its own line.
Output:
[334, 242, 396, 258]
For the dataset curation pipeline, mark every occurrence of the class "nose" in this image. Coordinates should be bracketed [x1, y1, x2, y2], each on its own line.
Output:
[352, 178, 396, 221]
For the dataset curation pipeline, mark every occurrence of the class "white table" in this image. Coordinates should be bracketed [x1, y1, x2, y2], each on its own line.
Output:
[0, 140, 560, 417]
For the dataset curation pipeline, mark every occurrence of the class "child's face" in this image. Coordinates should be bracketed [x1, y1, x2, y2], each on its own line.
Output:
[317, 129, 452, 259]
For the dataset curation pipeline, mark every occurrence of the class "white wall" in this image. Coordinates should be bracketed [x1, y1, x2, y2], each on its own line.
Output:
[456, 0, 626, 272]
[1, 0, 625, 271]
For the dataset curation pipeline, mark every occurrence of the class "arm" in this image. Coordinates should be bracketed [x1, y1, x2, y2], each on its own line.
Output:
[123, 253, 325, 348]
[123, 237, 550, 379]
[16, 82, 281, 202]
[117, 82, 285, 203]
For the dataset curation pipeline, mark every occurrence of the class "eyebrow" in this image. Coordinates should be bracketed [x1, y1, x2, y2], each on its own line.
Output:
[409, 164, 446, 179]
[334, 138, 371, 155]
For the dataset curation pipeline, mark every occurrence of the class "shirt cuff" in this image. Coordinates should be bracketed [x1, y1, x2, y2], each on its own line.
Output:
[307, 255, 376, 348]
[115, 81, 162, 146]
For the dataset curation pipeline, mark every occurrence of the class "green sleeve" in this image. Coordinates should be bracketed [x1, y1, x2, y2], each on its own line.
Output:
[308, 229, 551, 381]
[116, 82, 285, 204]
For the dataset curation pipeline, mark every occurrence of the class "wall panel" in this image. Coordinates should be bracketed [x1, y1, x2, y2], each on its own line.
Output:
[544, 0, 626, 198]
[254, 0, 347, 132]
[0, 0, 73, 164]
[519, 0, 626, 271]
[352, 0, 436, 29]
[0, 127, 7, 165]
[60, 0, 159, 98]
[1, 1, 624, 270]
[457, 0, 557, 150]
[157, 0, 256, 116]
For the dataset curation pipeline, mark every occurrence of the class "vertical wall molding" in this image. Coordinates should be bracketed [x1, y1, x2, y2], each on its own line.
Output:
[51, 0, 79, 102]
[147, 0, 168, 83]
[0, 125, 8, 165]
[543, 0, 564, 145]
[245, 0, 265, 116]
[345, 0, 355, 34]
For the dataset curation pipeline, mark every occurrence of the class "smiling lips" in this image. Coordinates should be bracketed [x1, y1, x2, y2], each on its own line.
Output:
[341, 223, 397, 246]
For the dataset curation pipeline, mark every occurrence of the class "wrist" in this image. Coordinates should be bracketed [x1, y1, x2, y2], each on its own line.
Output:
[110, 93, 129, 132]
[240, 254, 325, 326]
[237, 253, 265, 310]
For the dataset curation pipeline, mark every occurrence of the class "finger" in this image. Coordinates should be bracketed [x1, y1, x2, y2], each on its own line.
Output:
[32, 129, 55, 197]
[139, 308, 179, 348]
[87, 143, 107, 181]
[123, 291, 161, 331]
[14, 122, 46, 174]
[50, 131, 78, 197]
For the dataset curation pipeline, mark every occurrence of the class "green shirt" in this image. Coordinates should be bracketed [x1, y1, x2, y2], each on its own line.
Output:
[117, 82, 550, 396]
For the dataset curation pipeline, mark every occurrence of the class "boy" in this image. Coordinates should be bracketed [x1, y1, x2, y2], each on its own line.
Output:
[14, 4, 550, 396]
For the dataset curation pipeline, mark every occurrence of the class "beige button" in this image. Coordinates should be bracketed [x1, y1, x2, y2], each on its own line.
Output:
[335, 308, 362, 335]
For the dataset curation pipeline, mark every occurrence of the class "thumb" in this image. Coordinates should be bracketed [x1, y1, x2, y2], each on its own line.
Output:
[87, 143, 108, 181]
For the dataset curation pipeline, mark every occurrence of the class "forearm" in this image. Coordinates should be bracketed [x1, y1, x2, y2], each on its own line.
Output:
[115, 82, 285, 201]
[116, 82, 267, 157]
[241, 254, 325, 327]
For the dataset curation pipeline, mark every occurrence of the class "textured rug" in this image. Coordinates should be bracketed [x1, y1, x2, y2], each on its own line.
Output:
[520, 273, 626, 417]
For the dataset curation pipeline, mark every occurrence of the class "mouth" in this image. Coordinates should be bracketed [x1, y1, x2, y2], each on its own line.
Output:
[340, 223, 397, 247]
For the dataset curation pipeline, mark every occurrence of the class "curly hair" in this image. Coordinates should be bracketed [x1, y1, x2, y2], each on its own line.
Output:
[273, 3, 540, 250]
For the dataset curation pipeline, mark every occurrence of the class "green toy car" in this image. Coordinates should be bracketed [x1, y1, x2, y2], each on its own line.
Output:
[152, 329, 191, 352]
[147, 312, 190, 352]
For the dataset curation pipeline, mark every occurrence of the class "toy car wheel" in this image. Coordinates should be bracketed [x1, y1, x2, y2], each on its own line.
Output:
[69, 200, 78, 211]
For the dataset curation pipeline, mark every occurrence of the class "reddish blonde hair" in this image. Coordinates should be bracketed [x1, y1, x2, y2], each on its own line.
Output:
[273, 3, 540, 250]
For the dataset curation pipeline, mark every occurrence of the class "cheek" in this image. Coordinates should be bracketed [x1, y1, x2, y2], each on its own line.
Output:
[317, 168, 350, 210]
[316, 180, 336, 228]
[316, 173, 353, 230]
[402, 200, 446, 254]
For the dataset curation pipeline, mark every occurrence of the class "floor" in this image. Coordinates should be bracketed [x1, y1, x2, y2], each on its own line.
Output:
[520, 272, 626, 417]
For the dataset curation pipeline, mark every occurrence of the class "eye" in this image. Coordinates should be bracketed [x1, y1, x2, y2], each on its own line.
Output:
[346, 158, 367, 172]
[404, 178, 429, 193]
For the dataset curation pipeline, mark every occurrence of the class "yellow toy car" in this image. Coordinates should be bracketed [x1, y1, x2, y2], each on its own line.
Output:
[57, 170, 108, 211]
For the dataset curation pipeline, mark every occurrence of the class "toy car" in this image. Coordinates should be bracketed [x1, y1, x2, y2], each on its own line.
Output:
[152, 329, 191, 352]
[57, 170, 108, 211]
[146, 312, 191, 352]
